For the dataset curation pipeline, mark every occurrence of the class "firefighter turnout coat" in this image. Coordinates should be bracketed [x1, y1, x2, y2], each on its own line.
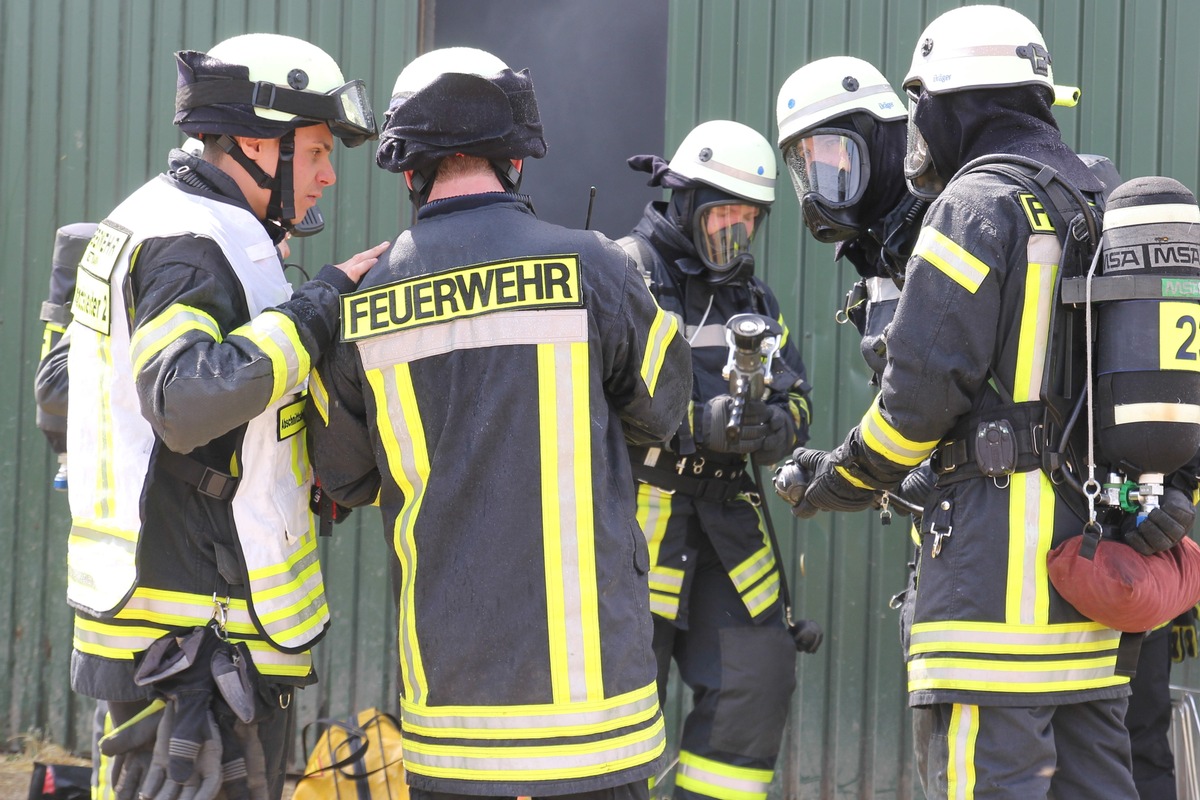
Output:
[622, 203, 812, 628]
[65, 149, 349, 696]
[838, 162, 1135, 707]
[306, 192, 692, 795]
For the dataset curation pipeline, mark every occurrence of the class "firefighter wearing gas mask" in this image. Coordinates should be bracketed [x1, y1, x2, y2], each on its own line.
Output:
[619, 120, 814, 799]
[64, 33, 385, 800]
[772, 6, 1200, 798]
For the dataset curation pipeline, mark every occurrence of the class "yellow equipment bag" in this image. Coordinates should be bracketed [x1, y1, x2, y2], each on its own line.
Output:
[293, 708, 407, 800]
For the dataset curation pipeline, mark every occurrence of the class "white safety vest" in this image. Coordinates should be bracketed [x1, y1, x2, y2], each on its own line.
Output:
[66, 175, 329, 653]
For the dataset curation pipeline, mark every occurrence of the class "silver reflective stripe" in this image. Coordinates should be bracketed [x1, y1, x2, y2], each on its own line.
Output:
[909, 657, 1117, 686]
[909, 623, 1120, 653]
[545, 342, 591, 703]
[703, 159, 774, 188]
[677, 750, 772, 799]
[649, 568, 684, 592]
[357, 308, 587, 369]
[685, 323, 727, 349]
[1114, 403, 1200, 425]
[401, 716, 665, 776]
[402, 687, 658, 733]
[778, 84, 896, 132]
[1103, 202, 1200, 228]
[742, 571, 780, 618]
[650, 595, 680, 618]
[730, 544, 773, 592]
[949, 704, 978, 800]
[229, 312, 306, 392]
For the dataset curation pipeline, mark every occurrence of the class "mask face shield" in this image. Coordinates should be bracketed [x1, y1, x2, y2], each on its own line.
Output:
[327, 79, 378, 147]
[783, 128, 869, 209]
[903, 87, 946, 200]
[692, 201, 767, 279]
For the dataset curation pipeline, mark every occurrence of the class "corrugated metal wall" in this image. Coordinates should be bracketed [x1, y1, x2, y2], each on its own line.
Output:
[3, 0, 1200, 795]
[663, 1, 1200, 798]
[0, 0, 420, 760]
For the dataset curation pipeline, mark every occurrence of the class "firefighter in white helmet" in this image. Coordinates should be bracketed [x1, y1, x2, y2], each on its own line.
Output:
[775, 6, 1198, 797]
[618, 119, 816, 800]
[64, 32, 386, 800]
[306, 46, 692, 799]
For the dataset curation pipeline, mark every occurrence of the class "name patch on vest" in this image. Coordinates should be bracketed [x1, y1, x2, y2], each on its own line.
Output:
[278, 396, 307, 440]
[73, 221, 132, 335]
[341, 255, 583, 342]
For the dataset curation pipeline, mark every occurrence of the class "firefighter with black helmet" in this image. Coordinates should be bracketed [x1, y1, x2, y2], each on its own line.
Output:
[304, 46, 692, 799]
[774, 6, 1200, 797]
[618, 120, 814, 799]
[65, 33, 386, 800]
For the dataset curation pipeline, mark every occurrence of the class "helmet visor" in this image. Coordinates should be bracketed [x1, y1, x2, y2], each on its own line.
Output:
[692, 201, 767, 273]
[903, 88, 945, 199]
[783, 129, 868, 209]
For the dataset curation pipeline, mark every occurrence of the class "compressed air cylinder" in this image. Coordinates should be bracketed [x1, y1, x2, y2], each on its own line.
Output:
[1095, 176, 1200, 475]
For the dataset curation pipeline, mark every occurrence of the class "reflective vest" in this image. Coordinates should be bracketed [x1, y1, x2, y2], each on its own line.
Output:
[66, 176, 328, 671]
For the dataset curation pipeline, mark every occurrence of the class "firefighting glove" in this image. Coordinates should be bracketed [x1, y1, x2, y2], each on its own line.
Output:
[791, 446, 878, 519]
[1122, 488, 1196, 555]
[894, 462, 937, 516]
[213, 705, 268, 800]
[1171, 605, 1200, 663]
[133, 626, 224, 792]
[98, 699, 166, 800]
[139, 703, 224, 800]
[789, 619, 824, 654]
[702, 396, 794, 461]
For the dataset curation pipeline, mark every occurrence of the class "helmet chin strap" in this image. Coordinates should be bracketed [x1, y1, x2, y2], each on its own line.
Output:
[408, 158, 524, 207]
[216, 131, 297, 231]
[491, 159, 523, 193]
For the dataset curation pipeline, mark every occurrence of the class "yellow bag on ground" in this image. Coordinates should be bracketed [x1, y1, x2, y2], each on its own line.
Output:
[293, 708, 407, 799]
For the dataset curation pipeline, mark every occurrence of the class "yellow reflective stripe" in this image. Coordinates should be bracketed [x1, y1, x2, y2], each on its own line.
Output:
[130, 303, 221, 376]
[538, 342, 602, 702]
[401, 682, 658, 739]
[909, 620, 1121, 656]
[248, 532, 319, 581]
[742, 572, 780, 619]
[676, 750, 773, 800]
[776, 312, 790, 350]
[835, 465, 873, 489]
[907, 654, 1127, 693]
[401, 714, 665, 781]
[1012, 243, 1059, 402]
[729, 542, 774, 594]
[914, 226, 990, 294]
[227, 310, 310, 405]
[367, 363, 430, 703]
[640, 307, 680, 397]
[650, 594, 680, 619]
[69, 520, 137, 546]
[860, 395, 938, 466]
[1007, 470, 1055, 625]
[309, 367, 330, 424]
[636, 485, 672, 571]
[947, 704, 978, 800]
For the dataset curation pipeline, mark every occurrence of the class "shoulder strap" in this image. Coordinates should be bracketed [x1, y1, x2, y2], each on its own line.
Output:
[616, 234, 655, 292]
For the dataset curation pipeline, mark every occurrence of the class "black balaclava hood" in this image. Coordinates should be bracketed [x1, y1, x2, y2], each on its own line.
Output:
[914, 85, 1102, 193]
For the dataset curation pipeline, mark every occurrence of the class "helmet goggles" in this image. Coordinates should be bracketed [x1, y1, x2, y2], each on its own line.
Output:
[902, 86, 946, 199]
[176, 77, 378, 146]
[692, 200, 768, 275]
[782, 127, 869, 209]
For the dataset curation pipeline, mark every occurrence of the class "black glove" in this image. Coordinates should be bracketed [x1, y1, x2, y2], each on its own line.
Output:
[98, 700, 166, 800]
[772, 458, 811, 507]
[789, 619, 823, 653]
[1171, 606, 1200, 663]
[1122, 488, 1196, 555]
[701, 396, 795, 460]
[791, 446, 878, 519]
[893, 462, 937, 516]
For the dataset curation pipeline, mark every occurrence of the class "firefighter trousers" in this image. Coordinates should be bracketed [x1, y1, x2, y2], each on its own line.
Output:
[653, 534, 796, 800]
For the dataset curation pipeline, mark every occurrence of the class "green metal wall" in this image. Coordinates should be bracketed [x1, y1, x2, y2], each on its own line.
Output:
[664, 1, 1200, 798]
[0, 0, 420, 759]
[3, 0, 1200, 795]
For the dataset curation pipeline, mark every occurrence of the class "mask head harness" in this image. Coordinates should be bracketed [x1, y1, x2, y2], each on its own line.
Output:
[376, 47, 547, 207]
[174, 34, 377, 232]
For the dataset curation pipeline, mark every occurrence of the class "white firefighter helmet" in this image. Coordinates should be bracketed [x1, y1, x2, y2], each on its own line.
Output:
[667, 120, 776, 205]
[904, 5, 1054, 97]
[389, 46, 510, 98]
[775, 56, 905, 149]
[177, 33, 376, 146]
